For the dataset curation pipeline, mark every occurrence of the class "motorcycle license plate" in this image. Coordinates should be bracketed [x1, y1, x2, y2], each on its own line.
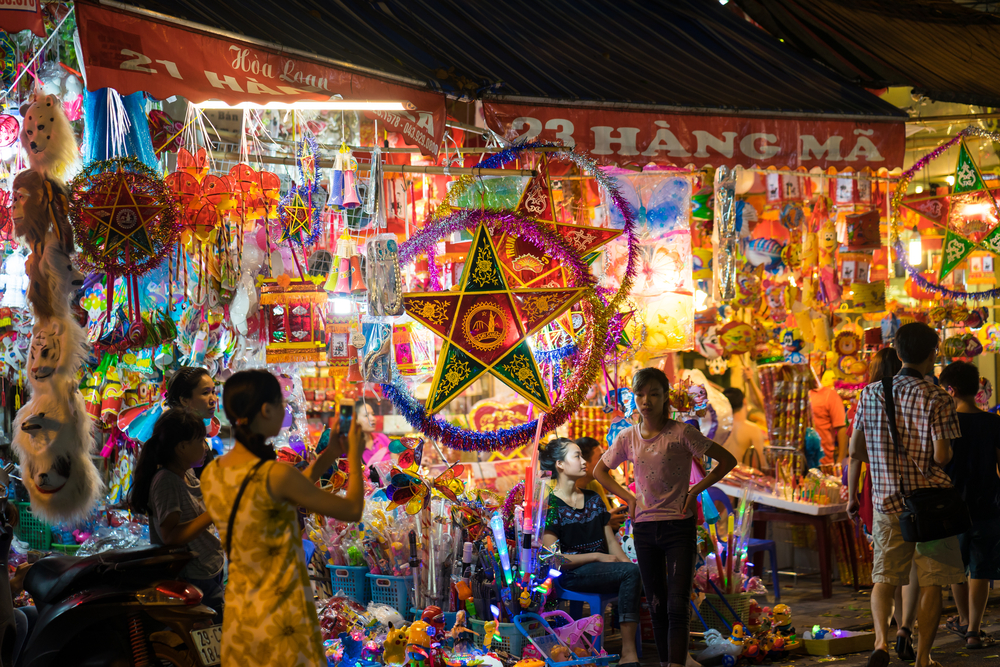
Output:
[191, 625, 223, 666]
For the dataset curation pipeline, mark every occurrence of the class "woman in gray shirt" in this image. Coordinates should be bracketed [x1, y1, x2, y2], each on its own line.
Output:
[129, 408, 225, 620]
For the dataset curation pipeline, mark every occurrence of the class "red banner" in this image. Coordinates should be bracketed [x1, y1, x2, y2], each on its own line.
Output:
[75, 2, 446, 155]
[0, 0, 43, 37]
[483, 102, 905, 170]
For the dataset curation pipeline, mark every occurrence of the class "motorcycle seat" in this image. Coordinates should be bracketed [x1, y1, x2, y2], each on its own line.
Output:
[25, 555, 98, 606]
[25, 545, 184, 606]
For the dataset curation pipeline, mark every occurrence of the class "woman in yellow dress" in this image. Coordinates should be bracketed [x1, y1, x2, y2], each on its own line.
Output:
[200, 370, 365, 666]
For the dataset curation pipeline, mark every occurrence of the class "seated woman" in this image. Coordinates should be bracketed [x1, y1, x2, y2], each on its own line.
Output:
[541, 438, 640, 667]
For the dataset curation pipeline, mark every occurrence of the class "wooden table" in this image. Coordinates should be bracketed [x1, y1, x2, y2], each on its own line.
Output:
[716, 483, 851, 599]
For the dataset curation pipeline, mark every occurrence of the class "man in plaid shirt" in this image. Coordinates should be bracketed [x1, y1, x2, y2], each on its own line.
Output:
[848, 322, 965, 667]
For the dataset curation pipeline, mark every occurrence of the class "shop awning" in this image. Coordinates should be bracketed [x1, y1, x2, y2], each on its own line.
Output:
[82, 0, 907, 168]
[74, 1, 448, 155]
[734, 0, 1000, 108]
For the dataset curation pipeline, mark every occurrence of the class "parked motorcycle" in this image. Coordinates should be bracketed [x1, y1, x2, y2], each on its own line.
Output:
[15, 544, 220, 666]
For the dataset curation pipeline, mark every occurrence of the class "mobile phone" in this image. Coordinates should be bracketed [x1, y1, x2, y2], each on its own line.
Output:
[339, 402, 354, 436]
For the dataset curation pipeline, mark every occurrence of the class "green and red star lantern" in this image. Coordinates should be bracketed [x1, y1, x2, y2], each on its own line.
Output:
[404, 223, 586, 414]
[70, 156, 180, 278]
[938, 139, 1000, 280]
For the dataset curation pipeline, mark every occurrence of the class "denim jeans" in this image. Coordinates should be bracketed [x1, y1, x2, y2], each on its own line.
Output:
[186, 572, 225, 625]
[633, 517, 697, 665]
[13, 605, 36, 662]
[558, 560, 642, 623]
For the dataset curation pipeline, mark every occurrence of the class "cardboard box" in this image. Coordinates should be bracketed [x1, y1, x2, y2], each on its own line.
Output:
[803, 630, 875, 656]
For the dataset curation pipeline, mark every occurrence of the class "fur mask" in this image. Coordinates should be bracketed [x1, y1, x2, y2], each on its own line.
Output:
[19, 89, 76, 181]
[12, 317, 102, 522]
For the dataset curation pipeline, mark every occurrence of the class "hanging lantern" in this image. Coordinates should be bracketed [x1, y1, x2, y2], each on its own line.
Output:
[259, 277, 327, 363]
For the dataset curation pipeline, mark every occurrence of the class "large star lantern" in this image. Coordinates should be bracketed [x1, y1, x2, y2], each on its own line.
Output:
[404, 223, 586, 413]
[70, 156, 180, 277]
[83, 166, 165, 257]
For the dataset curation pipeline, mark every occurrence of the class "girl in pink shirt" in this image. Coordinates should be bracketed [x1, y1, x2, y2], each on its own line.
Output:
[595, 368, 736, 667]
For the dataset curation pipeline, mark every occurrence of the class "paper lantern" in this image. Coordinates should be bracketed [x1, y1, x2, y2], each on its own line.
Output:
[259, 278, 327, 363]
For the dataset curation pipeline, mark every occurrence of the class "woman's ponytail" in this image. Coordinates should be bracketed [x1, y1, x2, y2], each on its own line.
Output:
[128, 408, 207, 514]
[223, 370, 281, 461]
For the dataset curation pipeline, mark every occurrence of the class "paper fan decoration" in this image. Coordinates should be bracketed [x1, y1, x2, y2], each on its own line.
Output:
[70, 156, 181, 277]
[277, 136, 324, 246]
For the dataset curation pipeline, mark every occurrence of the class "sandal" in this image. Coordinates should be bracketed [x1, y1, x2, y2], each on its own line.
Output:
[946, 615, 968, 639]
[967, 630, 997, 649]
[895, 626, 916, 661]
[867, 648, 890, 667]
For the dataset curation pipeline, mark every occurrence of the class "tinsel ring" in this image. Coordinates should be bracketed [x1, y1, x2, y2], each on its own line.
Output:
[69, 155, 181, 277]
[890, 126, 1000, 300]
[382, 144, 639, 451]
[382, 208, 607, 451]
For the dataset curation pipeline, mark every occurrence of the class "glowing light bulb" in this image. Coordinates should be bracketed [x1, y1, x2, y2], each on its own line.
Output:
[694, 289, 709, 311]
[908, 233, 923, 265]
[915, 185, 924, 194]
[947, 175, 956, 186]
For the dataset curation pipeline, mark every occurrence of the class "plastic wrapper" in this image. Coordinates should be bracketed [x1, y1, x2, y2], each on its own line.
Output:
[317, 595, 374, 641]
[365, 602, 407, 630]
[77, 512, 150, 556]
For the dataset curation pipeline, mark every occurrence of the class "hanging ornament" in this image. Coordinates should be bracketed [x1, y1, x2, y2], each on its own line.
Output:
[259, 277, 327, 362]
[0, 114, 18, 148]
[70, 156, 181, 330]
[165, 149, 236, 241]
[229, 163, 280, 224]
[278, 136, 324, 246]
[71, 156, 180, 277]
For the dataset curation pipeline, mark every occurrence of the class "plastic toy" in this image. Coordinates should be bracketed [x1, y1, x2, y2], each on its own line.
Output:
[513, 613, 616, 667]
[747, 600, 770, 636]
[696, 628, 743, 663]
[482, 620, 499, 651]
[407, 619, 434, 666]
[771, 604, 795, 636]
[384, 622, 409, 665]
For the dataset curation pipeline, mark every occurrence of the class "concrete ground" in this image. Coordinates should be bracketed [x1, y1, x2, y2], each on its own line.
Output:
[598, 575, 1000, 666]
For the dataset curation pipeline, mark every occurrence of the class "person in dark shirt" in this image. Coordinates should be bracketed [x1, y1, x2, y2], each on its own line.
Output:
[541, 438, 641, 667]
[939, 361, 1000, 649]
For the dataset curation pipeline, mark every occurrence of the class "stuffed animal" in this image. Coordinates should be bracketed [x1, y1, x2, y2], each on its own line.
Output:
[19, 88, 77, 181]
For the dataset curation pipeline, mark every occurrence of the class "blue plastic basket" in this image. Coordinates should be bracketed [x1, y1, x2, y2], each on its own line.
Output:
[367, 573, 411, 616]
[328, 565, 369, 605]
